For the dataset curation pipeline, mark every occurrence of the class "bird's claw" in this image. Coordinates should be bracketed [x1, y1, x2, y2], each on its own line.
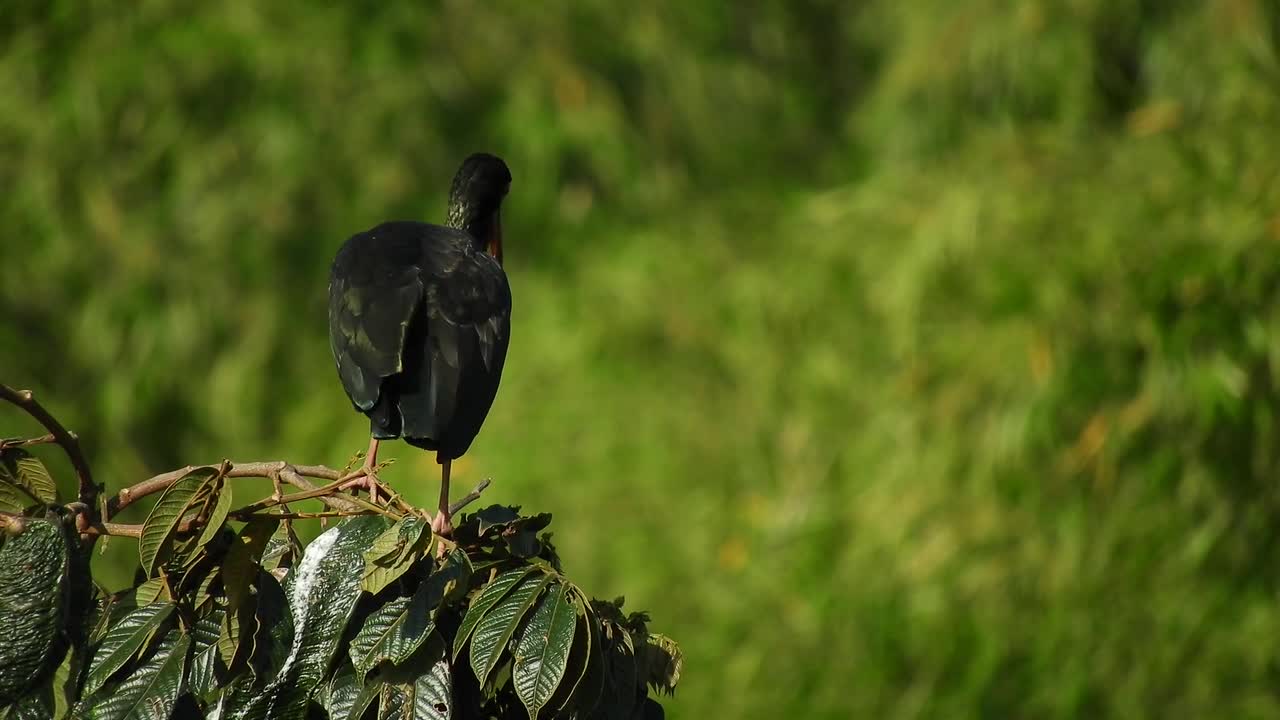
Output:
[430, 509, 453, 538]
[338, 469, 390, 506]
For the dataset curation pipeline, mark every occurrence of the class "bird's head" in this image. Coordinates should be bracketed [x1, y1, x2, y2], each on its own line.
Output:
[445, 153, 512, 266]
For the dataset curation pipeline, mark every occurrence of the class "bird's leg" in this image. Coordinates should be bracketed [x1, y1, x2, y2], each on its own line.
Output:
[432, 457, 454, 537]
[339, 437, 387, 505]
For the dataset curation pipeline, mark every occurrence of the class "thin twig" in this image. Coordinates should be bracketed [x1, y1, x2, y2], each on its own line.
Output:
[449, 477, 493, 516]
[0, 433, 57, 450]
[232, 509, 377, 521]
[108, 460, 364, 518]
[0, 384, 97, 511]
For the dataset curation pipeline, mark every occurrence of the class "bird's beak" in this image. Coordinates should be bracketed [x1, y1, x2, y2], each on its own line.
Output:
[487, 212, 504, 266]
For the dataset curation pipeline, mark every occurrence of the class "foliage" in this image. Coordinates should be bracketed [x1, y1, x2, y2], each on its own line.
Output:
[0, 447, 680, 720]
[4, 1, 1280, 718]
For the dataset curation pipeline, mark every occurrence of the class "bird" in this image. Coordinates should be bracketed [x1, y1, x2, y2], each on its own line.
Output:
[327, 153, 512, 535]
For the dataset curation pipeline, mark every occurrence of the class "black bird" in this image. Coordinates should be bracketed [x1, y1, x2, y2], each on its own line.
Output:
[328, 153, 512, 534]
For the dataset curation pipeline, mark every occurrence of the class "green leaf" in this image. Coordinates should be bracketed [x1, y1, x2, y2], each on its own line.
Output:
[218, 600, 256, 671]
[512, 584, 577, 719]
[0, 476, 38, 514]
[349, 596, 413, 679]
[50, 641, 80, 720]
[363, 517, 427, 565]
[82, 602, 174, 698]
[223, 518, 280, 611]
[598, 621, 638, 720]
[249, 569, 294, 680]
[542, 591, 603, 719]
[436, 548, 474, 606]
[452, 567, 537, 660]
[137, 466, 216, 576]
[0, 449, 57, 505]
[0, 518, 71, 708]
[261, 521, 302, 572]
[641, 634, 682, 695]
[132, 578, 167, 607]
[1, 685, 53, 720]
[378, 683, 407, 719]
[77, 634, 188, 720]
[343, 680, 382, 720]
[350, 551, 463, 680]
[361, 517, 431, 595]
[377, 656, 452, 720]
[220, 515, 280, 666]
[195, 480, 232, 551]
[503, 514, 553, 559]
[473, 506, 519, 535]
[314, 662, 361, 720]
[411, 657, 453, 720]
[469, 572, 554, 688]
[187, 605, 224, 701]
[217, 515, 392, 719]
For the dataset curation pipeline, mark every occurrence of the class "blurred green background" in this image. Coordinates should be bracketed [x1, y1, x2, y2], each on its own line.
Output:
[4, 1, 1280, 717]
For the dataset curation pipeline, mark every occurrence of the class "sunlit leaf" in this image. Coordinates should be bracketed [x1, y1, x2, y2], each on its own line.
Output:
[452, 566, 536, 660]
[512, 583, 576, 718]
[132, 578, 167, 607]
[0, 449, 57, 505]
[343, 680, 382, 720]
[377, 656, 452, 720]
[82, 602, 174, 698]
[543, 591, 604, 719]
[216, 515, 391, 719]
[137, 466, 216, 576]
[0, 449, 50, 514]
[469, 572, 554, 689]
[195, 481, 232, 551]
[361, 516, 431, 595]
[641, 634, 682, 695]
[0, 476, 38, 514]
[411, 657, 453, 720]
[349, 576, 439, 679]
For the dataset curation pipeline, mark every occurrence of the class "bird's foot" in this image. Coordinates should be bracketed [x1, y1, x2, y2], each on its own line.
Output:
[430, 509, 453, 538]
[338, 465, 391, 506]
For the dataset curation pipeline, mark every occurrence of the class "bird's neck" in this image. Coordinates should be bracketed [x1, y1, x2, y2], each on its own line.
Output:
[446, 199, 493, 242]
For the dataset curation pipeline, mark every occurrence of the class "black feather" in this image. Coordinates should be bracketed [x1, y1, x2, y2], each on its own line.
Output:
[327, 220, 511, 461]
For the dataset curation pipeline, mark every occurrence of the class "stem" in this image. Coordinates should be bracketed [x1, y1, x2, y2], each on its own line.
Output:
[0, 434, 57, 450]
[0, 384, 97, 512]
[449, 477, 493, 516]
[109, 461, 362, 518]
[232, 509, 377, 521]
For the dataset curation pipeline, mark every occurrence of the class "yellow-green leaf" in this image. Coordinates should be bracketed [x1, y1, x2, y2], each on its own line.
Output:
[137, 467, 217, 576]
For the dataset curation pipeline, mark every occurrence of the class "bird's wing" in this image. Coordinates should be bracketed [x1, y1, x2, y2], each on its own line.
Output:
[423, 248, 512, 373]
[327, 233, 425, 411]
[396, 241, 512, 441]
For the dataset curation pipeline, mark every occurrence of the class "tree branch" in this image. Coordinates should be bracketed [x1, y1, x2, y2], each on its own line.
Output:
[0, 433, 57, 450]
[0, 384, 97, 511]
[107, 460, 365, 518]
[449, 477, 493, 516]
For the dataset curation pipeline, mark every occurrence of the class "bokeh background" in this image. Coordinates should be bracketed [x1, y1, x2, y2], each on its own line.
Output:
[4, 1, 1280, 717]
